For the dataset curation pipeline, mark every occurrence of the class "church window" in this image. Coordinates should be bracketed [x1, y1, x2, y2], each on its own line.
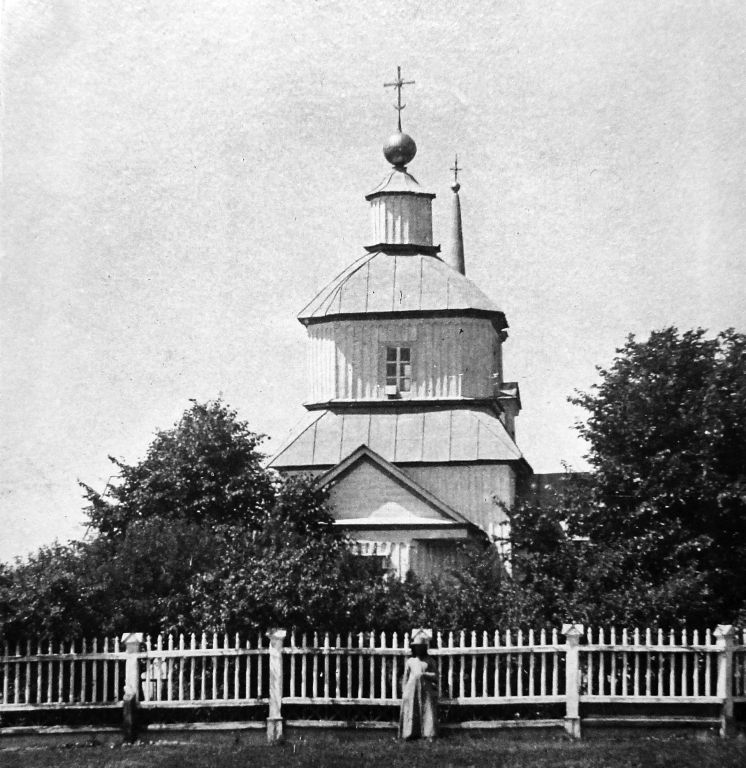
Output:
[385, 346, 411, 396]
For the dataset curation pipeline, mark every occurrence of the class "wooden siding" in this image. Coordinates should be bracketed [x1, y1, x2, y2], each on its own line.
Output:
[369, 195, 433, 246]
[328, 458, 453, 522]
[280, 463, 514, 538]
[306, 317, 502, 403]
[401, 464, 514, 533]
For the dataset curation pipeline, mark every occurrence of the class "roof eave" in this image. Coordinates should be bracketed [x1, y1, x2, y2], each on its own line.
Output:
[298, 307, 508, 329]
[364, 190, 436, 201]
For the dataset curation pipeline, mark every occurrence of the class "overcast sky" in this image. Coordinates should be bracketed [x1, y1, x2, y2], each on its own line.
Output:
[2, 0, 745, 562]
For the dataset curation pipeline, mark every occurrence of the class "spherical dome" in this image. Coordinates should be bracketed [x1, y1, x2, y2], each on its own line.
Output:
[383, 132, 417, 167]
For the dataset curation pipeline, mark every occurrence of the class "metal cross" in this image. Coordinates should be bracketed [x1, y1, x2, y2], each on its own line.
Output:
[450, 154, 462, 184]
[384, 66, 415, 131]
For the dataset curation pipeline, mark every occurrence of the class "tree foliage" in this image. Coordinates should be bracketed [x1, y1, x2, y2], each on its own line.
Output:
[82, 400, 274, 538]
[510, 327, 746, 626]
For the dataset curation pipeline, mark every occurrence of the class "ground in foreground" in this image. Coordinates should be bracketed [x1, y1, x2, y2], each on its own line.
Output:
[2, 735, 746, 768]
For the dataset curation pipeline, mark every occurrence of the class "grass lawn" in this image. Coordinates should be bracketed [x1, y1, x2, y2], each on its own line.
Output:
[1, 735, 746, 768]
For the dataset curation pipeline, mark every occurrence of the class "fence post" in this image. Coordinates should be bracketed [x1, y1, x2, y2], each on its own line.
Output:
[120, 632, 143, 742]
[266, 629, 287, 743]
[714, 625, 734, 737]
[562, 623, 584, 738]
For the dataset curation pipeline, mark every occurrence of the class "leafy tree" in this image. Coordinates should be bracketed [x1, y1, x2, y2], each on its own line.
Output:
[508, 327, 746, 627]
[0, 544, 96, 642]
[82, 400, 274, 538]
[571, 328, 746, 620]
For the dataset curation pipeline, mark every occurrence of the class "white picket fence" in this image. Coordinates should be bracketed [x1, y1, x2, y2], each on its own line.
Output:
[1, 625, 745, 738]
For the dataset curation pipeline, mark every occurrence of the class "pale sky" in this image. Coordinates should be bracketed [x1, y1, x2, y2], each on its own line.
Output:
[2, 1, 745, 562]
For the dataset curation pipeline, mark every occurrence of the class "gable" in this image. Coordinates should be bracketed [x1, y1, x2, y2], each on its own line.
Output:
[318, 446, 470, 529]
[329, 457, 457, 525]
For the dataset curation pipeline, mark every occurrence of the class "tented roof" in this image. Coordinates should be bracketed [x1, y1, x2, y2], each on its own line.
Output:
[365, 168, 434, 198]
[298, 250, 506, 326]
[268, 407, 523, 469]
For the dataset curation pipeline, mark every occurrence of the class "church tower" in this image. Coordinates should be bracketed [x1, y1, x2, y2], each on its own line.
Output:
[269, 71, 528, 577]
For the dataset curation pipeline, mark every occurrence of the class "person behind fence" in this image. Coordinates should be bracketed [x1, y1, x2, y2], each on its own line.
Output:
[399, 628, 438, 740]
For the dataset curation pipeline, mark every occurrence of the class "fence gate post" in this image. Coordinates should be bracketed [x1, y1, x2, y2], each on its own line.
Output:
[120, 632, 144, 742]
[714, 625, 734, 738]
[266, 629, 287, 743]
[562, 623, 584, 739]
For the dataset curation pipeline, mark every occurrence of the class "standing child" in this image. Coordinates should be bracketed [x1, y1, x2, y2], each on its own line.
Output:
[399, 628, 438, 740]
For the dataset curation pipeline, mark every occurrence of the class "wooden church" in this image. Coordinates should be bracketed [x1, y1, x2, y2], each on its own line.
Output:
[269, 73, 531, 577]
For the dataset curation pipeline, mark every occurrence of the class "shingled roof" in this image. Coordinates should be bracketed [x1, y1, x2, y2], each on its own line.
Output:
[268, 406, 523, 469]
[298, 250, 507, 328]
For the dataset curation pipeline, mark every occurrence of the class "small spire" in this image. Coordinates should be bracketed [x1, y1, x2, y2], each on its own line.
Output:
[444, 155, 465, 274]
[384, 66, 415, 132]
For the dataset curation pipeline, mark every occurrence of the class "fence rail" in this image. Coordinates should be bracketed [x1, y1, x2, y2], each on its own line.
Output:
[1, 625, 744, 739]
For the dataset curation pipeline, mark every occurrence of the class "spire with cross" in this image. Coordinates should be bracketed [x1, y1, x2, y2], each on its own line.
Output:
[384, 66, 415, 132]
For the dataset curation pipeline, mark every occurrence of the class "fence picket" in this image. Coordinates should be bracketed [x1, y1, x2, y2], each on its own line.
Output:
[113, 638, 119, 702]
[255, 633, 262, 699]
[493, 630, 500, 697]
[392, 632, 399, 699]
[302, 633, 309, 699]
[199, 633, 206, 701]
[482, 631, 489, 696]
[621, 628, 628, 697]
[552, 628, 559, 696]
[68, 639, 75, 704]
[357, 632, 363, 699]
[379, 632, 386, 700]
[505, 629, 511, 697]
[598, 627, 605, 697]
[167, 634, 174, 702]
[368, 632, 375, 700]
[321, 632, 329, 699]
[539, 629, 546, 697]
[470, 631, 477, 698]
[47, 639, 54, 704]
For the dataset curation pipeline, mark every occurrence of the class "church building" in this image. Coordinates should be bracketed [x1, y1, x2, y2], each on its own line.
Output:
[269, 72, 531, 577]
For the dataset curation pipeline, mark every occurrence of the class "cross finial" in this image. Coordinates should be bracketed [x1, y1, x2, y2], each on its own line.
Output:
[450, 154, 462, 192]
[450, 154, 462, 184]
[384, 66, 415, 132]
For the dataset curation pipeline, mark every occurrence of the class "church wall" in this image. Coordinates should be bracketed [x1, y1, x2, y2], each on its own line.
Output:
[306, 317, 502, 403]
[399, 463, 514, 533]
[279, 463, 515, 538]
[327, 459, 447, 521]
